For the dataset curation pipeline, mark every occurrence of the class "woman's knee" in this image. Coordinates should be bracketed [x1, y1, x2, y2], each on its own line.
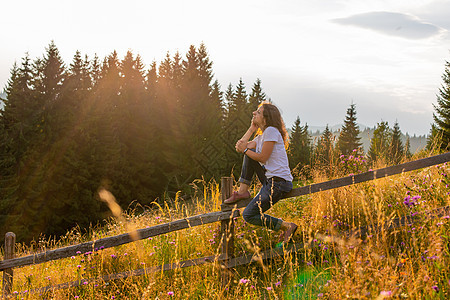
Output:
[242, 207, 256, 224]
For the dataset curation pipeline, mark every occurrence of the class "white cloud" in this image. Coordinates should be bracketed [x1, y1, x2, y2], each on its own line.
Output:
[333, 11, 445, 39]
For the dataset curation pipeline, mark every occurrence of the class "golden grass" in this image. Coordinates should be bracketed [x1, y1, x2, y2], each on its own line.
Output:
[2, 153, 450, 299]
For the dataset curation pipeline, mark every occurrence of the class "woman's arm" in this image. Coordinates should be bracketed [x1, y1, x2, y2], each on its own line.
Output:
[239, 123, 258, 144]
[235, 122, 258, 153]
[238, 141, 275, 164]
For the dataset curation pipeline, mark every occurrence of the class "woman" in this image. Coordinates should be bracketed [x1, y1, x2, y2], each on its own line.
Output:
[224, 102, 298, 243]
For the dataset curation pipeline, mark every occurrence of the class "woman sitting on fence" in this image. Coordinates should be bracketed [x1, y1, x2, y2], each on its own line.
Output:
[224, 102, 298, 243]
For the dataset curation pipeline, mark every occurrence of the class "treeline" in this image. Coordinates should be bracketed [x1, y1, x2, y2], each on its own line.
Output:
[1, 42, 449, 243]
[287, 104, 414, 178]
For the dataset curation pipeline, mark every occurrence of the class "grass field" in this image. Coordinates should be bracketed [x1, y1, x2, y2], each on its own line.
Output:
[1, 151, 450, 299]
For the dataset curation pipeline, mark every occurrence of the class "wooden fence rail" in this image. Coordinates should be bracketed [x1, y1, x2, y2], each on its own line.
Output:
[1, 152, 450, 297]
[0, 210, 240, 271]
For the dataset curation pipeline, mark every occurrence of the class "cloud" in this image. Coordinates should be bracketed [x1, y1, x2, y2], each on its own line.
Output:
[417, 0, 450, 31]
[333, 11, 444, 39]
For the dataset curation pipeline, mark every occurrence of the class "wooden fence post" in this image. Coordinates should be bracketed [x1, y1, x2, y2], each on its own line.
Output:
[2, 232, 16, 297]
[220, 177, 234, 289]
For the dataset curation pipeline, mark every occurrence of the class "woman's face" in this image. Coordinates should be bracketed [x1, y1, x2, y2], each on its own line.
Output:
[252, 106, 265, 128]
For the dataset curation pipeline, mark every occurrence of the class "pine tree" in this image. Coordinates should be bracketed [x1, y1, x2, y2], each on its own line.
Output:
[234, 78, 248, 120]
[0, 56, 37, 236]
[390, 121, 404, 164]
[224, 83, 235, 119]
[288, 116, 311, 176]
[248, 78, 266, 113]
[230, 78, 250, 138]
[368, 121, 391, 163]
[2, 42, 72, 241]
[223, 80, 251, 177]
[315, 125, 335, 167]
[405, 134, 412, 158]
[211, 80, 225, 122]
[337, 103, 362, 155]
[146, 61, 158, 101]
[431, 59, 450, 150]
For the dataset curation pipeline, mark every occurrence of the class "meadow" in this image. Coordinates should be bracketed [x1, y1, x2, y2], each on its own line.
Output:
[1, 150, 450, 299]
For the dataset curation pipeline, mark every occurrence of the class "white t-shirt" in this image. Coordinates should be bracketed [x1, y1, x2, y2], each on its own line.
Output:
[254, 126, 293, 182]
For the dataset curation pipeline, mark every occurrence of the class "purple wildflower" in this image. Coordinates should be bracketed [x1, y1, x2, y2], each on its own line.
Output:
[432, 285, 439, 292]
[168, 291, 174, 296]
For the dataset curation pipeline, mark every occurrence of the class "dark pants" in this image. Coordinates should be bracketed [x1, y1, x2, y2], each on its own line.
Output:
[239, 151, 293, 231]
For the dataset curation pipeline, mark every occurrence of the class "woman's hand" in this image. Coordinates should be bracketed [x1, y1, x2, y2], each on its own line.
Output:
[235, 139, 247, 153]
[249, 120, 258, 132]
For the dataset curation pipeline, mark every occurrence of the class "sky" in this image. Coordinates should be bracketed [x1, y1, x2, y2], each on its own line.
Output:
[1, 0, 449, 136]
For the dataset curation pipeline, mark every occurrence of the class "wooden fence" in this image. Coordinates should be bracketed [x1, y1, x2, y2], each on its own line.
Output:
[1, 152, 450, 297]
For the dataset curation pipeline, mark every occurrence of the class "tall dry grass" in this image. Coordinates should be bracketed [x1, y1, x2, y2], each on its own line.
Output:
[1, 151, 450, 299]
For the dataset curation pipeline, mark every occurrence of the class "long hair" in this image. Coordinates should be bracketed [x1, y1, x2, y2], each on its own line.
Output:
[261, 102, 289, 148]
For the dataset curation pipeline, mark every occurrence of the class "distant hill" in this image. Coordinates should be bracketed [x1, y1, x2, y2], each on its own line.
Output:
[308, 124, 427, 154]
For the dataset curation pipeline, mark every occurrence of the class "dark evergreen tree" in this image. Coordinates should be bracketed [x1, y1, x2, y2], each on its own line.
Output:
[390, 121, 404, 164]
[234, 78, 248, 120]
[228, 78, 250, 141]
[90, 54, 102, 86]
[2, 42, 69, 241]
[337, 103, 362, 155]
[118, 51, 160, 205]
[181, 44, 223, 179]
[430, 59, 450, 150]
[211, 80, 225, 122]
[223, 80, 251, 177]
[224, 83, 235, 119]
[288, 116, 311, 176]
[146, 61, 158, 101]
[0, 56, 37, 238]
[315, 125, 335, 167]
[405, 134, 412, 158]
[248, 78, 266, 113]
[368, 121, 391, 163]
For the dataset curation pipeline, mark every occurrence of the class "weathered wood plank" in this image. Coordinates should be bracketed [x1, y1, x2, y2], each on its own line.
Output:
[2, 232, 15, 297]
[221, 152, 450, 211]
[220, 177, 234, 288]
[0, 210, 239, 271]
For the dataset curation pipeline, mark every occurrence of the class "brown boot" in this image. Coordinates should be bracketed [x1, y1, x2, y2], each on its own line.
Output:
[279, 222, 298, 244]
